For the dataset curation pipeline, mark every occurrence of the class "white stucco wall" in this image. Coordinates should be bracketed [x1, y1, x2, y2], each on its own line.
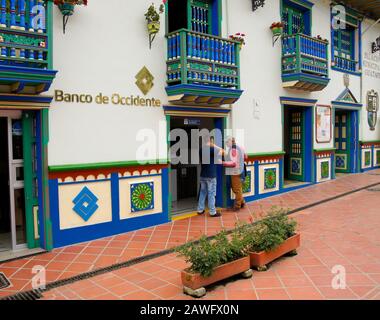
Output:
[48, 0, 169, 166]
[361, 19, 380, 142]
[226, 0, 361, 153]
[47, 0, 380, 166]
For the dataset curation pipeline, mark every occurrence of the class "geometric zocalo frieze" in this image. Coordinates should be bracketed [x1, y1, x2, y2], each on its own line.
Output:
[242, 171, 252, 194]
[290, 158, 302, 175]
[321, 161, 330, 179]
[131, 182, 154, 213]
[335, 154, 347, 170]
[264, 168, 277, 190]
[72, 186, 99, 222]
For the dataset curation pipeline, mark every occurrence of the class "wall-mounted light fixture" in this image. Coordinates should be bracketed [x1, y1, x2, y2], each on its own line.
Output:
[372, 36, 380, 53]
[252, 0, 265, 12]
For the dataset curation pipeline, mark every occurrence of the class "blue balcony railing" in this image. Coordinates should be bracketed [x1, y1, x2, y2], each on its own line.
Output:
[0, 0, 49, 69]
[282, 33, 329, 77]
[166, 29, 241, 89]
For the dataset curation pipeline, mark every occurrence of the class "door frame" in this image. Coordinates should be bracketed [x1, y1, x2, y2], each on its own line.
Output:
[166, 114, 227, 217]
[282, 104, 314, 184]
[2, 112, 27, 251]
[333, 107, 360, 174]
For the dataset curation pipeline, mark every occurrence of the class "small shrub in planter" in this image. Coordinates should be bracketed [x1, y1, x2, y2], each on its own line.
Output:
[175, 230, 252, 297]
[245, 207, 300, 271]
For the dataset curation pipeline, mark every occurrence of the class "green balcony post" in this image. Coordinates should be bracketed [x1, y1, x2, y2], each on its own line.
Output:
[180, 30, 187, 84]
[235, 43, 240, 89]
[296, 34, 301, 74]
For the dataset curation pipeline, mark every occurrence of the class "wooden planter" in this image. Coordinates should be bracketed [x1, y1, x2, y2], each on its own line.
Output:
[181, 256, 252, 297]
[249, 233, 301, 271]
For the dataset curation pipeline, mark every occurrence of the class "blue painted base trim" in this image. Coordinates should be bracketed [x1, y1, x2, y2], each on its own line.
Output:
[49, 168, 170, 248]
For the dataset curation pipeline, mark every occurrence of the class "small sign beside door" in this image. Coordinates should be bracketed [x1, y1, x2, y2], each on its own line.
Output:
[316, 105, 332, 143]
[367, 90, 379, 131]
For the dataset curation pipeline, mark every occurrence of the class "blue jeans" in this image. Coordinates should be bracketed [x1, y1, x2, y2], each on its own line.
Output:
[198, 177, 217, 216]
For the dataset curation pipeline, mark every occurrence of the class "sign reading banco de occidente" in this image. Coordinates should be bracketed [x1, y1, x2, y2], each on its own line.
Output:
[54, 90, 162, 107]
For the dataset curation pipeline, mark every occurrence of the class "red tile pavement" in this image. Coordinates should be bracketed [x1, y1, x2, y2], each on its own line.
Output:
[1, 170, 380, 300]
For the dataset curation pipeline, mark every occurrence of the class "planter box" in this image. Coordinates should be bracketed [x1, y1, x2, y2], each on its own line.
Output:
[181, 256, 251, 291]
[249, 233, 301, 270]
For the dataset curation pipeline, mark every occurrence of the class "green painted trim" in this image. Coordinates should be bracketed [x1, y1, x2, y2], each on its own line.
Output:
[49, 159, 170, 172]
[22, 112, 38, 249]
[41, 109, 53, 250]
[360, 140, 380, 145]
[314, 148, 336, 152]
[247, 151, 286, 157]
[47, 0, 53, 69]
[287, 0, 313, 10]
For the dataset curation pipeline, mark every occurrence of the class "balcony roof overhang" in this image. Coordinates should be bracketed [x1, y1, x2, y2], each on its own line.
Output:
[0, 65, 57, 94]
[166, 84, 244, 107]
[338, 0, 380, 21]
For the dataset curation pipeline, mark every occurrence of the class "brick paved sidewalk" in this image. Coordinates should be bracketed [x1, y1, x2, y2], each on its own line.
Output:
[1, 170, 380, 299]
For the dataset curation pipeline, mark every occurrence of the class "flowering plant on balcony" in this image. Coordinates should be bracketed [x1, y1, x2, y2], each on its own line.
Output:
[270, 22, 284, 36]
[53, 0, 88, 33]
[316, 35, 329, 43]
[229, 33, 246, 51]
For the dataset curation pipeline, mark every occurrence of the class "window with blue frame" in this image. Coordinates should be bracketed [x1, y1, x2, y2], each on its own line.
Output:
[331, 5, 362, 74]
[281, 0, 312, 36]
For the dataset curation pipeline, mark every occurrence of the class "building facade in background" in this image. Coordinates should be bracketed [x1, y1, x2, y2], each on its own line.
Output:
[0, 0, 379, 256]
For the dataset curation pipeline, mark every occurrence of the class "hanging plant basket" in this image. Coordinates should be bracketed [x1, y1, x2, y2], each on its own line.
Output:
[54, 0, 88, 34]
[58, 3, 75, 16]
[145, 2, 165, 49]
[147, 20, 160, 35]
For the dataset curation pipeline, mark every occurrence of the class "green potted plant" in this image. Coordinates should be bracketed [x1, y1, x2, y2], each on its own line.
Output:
[245, 207, 300, 271]
[176, 229, 252, 298]
[270, 22, 284, 36]
[145, 2, 165, 35]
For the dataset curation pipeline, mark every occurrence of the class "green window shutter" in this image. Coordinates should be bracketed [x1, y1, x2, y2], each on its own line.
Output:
[282, 4, 305, 35]
[190, 0, 212, 34]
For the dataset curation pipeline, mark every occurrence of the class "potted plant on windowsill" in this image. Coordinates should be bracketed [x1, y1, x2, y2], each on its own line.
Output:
[176, 230, 253, 298]
[246, 207, 300, 271]
[270, 22, 284, 36]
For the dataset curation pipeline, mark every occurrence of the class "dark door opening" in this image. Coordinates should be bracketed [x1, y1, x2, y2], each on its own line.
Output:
[0, 118, 11, 252]
[170, 117, 217, 215]
[335, 110, 352, 175]
[283, 107, 308, 188]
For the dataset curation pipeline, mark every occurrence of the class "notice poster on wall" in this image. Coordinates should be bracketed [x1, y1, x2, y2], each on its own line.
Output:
[316, 105, 332, 143]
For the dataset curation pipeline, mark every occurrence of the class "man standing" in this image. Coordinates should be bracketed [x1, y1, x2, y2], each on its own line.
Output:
[223, 137, 248, 212]
[197, 135, 222, 217]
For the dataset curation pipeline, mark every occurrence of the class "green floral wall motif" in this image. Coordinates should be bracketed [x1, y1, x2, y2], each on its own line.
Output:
[377, 150, 380, 166]
[242, 171, 252, 194]
[321, 161, 329, 179]
[131, 182, 154, 213]
[264, 168, 277, 190]
[365, 151, 371, 167]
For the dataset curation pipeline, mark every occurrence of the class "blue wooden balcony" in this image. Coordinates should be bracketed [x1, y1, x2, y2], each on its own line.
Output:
[166, 29, 243, 106]
[282, 33, 330, 92]
[0, 0, 56, 94]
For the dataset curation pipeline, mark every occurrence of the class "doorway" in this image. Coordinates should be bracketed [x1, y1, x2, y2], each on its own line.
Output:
[334, 109, 358, 174]
[283, 106, 312, 188]
[169, 116, 224, 215]
[0, 113, 27, 254]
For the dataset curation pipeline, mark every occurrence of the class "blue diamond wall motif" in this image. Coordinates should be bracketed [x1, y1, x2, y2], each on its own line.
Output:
[336, 155, 346, 169]
[72, 187, 99, 222]
[291, 158, 301, 175]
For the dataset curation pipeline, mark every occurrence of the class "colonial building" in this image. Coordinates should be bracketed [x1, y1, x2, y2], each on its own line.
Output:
[0, 0, 379, 257]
